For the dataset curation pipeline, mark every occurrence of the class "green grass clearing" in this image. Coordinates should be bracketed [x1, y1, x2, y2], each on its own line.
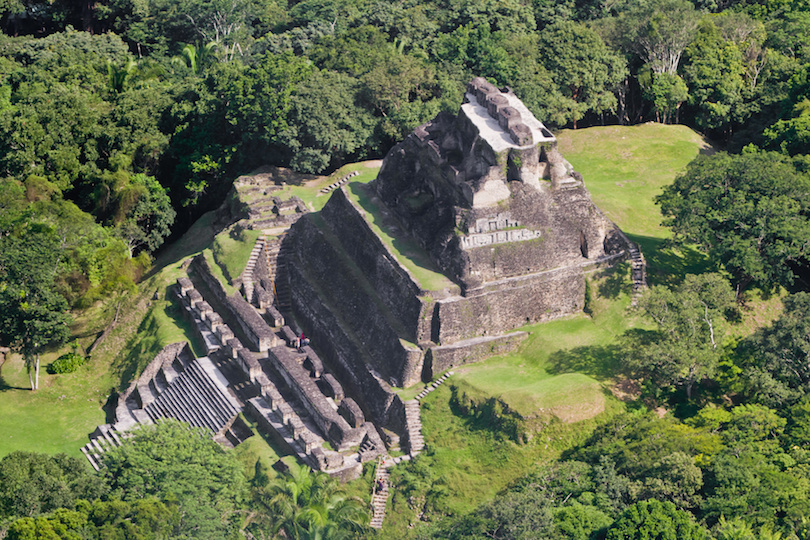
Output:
[453, 267, 641, 419]
[0, 351, 116, 461]
[270, 160, 383, 212]
[212, 228, 262, 285]
[380, 384, 625, 537]
[557, 124, 714, 285]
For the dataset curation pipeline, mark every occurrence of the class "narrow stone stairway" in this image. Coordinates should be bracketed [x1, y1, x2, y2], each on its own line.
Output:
[628, 243, 647, 305]
[416, 371, 453, 402]
[370, 457, 392, 529]
[404, 400, 424, 455]
[241, 236, 267, 304]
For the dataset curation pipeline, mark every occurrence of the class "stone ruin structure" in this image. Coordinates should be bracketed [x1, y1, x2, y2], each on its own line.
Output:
[83, 249, 387, 481]
[83, 78, 635, 484]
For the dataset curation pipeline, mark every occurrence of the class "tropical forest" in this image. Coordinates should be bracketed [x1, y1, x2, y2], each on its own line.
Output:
[1, 0, 810, 539]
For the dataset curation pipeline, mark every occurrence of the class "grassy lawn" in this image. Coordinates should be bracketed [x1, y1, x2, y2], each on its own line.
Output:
[381, 384, 624, 537]
[272, 161, 383, 212]
[557, 123, 711, 239]
[558, 124, 714, 285]
[212, 228, 262, 285]
[453, 266, 642, 418]
[0, 349, 116, 460]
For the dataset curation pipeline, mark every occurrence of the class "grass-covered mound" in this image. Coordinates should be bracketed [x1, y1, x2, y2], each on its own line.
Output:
[558, 124, 715, 284]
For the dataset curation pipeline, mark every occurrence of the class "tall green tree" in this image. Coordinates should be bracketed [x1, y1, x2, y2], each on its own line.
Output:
[251, 464, 367, 540]
[624, 273, 736, 399]
[101, 420, 246, 538]
[605, 500, 711, 540]
[657, 151, 810, 295]
[741, 292, 810, 406]
[536, 21, 627, 128]
[0, 217, 71, 390]
[0, 452, 106, 520]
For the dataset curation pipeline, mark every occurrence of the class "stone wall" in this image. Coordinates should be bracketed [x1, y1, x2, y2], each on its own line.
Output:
[373, 82, 626, 292]
[320, 189, 433, 344]
[286, 215, 424, 387]
[434, 265, 585, 343]
[425, 332, 528, 379]
[285, 251, 406, 432]
[266, 345, 363, 451]
[190, 255, 277, 351]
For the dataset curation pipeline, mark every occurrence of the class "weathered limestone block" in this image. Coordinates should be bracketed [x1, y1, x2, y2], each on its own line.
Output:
[226, 338, 242, 359]
[298, 432, 318, 453]
[324, 450, 344, 469]
[277, 402, 293, 424]
[195, 301, 213, 318]
[205, 311, 223, 333]
[374, 78, 621, 293]
[435, 266, 585, 343]
[486, 93, 509, 116]
[268, 345, 361, 450]
[498, 106, 522, 131]
[301, 346, 323, 378]
[264, 306, 284, 328]
[216, 324, 234, 344]
[187, 289, 203, 308]
[425, 332, 528, 379]
[509, 123, 533, 146]
[177, 277, 193, 295]
[281, 326, 299, 348]
[237, 348, 262, 380]
[319, 373, 344, 401]
[337, 398, 364, 428]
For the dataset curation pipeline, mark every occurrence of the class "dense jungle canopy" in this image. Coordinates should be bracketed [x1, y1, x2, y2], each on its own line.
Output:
[4, 0, 810, 538]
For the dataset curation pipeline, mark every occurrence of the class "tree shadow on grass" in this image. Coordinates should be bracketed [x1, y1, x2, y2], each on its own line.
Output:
[545, 344, 625, 381]
[0, 372, 27, 391]
[597, 261, 633, 299]
[110, 311, 163, 392]
[626, 233, 714, 288]
[0, 357, 29, 391]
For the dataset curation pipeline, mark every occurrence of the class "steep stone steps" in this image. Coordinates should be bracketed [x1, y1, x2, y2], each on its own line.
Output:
[80, 424, 126, 471]
[627, 244, 647, 305]
[241, 236, 267, 305]
[307, 214, 416, 346]
[404, 400, 424, 455]
[370, 456, 392, 529]
[184, 359, 241, 421]
[274, 245, 293, 313]
[142, 358, 240, 435]
[416, 371, 453, 402]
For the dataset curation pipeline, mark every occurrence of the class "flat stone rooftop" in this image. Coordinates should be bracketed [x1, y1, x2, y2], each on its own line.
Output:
[461, 92, 556, 153]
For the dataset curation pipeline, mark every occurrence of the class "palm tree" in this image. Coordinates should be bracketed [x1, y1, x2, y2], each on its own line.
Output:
[171, 42, 218, 76]
[251, 465, 368, 539]
[107, 59, 137, 93]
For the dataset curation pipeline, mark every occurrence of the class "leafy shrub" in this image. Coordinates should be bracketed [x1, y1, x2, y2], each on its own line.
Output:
[49, 353, 85, 374]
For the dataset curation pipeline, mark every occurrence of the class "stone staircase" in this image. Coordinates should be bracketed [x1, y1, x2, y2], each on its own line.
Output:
[81, 424, 128, 471]
[320, 170, 359, 194]
[370, 456, 392, 529]
[273, 239, 292, 313]
[415, 371, 453, 402]
[404, 400, 424, 455]
[241, 236, 267, 304]
[628, 243, 647, 305]
[144, 357, 241, 434]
